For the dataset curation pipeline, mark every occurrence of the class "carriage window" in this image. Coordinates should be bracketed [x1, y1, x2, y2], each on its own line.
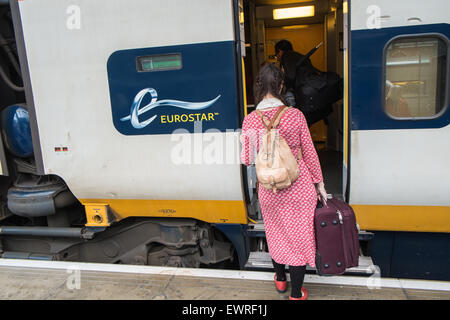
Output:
[136, 54, 182, 72]
[384, 36, 447, 119]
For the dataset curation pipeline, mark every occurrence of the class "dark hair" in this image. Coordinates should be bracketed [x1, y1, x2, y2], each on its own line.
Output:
[275, 40, 293, 55]
[254, 63, 286, 106]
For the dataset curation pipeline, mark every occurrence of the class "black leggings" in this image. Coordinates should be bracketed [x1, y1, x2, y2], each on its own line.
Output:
[272, 259, 306, 298]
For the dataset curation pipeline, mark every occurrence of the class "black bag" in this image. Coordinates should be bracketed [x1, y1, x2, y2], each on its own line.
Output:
[292, 46, 343, 126]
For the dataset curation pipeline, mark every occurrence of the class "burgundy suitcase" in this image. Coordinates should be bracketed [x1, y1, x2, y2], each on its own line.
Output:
[314, 197, 360, 276]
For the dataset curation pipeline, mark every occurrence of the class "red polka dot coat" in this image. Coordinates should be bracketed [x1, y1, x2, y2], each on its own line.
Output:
[240, 102, 323, 267]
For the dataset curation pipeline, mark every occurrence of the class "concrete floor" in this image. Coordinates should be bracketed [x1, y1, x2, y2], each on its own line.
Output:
[0, 265, 449, 300]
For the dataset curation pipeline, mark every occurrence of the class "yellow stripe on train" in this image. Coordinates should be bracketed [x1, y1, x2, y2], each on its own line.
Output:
[352, 204, 450, 233]
[80, 199, 248, 227]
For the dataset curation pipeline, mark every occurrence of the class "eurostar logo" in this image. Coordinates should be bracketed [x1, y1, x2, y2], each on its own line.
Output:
[120, 88, 221, 129]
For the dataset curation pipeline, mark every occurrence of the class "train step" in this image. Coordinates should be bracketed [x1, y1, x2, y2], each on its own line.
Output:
[245, 252, 377, 276]
[246, 221, 375, 241]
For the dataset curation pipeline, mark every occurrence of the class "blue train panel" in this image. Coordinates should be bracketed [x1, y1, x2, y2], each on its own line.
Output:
[370, 231, 450, 280]
[107, 41, 240, 136]
[351, 24, 450, 130]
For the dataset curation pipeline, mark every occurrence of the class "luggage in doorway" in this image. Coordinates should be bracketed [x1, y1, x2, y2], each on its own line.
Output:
[314, 197, 359, 276]
[294, 71, 342, 126]
[292, 42, 343, 126]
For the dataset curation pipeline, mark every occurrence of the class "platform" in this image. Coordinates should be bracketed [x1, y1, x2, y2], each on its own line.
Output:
[0, 259, 449, 300]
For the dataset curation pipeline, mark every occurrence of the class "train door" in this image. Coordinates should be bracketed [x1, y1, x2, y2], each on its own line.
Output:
[240, 1, 355, 266]
[349, 0, 450, 233]
[241, 0, 347, 224]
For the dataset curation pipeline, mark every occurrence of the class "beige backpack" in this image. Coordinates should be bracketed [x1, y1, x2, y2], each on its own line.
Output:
[255, 106, 301, 193]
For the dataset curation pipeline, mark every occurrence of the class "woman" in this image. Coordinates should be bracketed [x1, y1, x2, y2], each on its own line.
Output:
[240, 63, 327, 300]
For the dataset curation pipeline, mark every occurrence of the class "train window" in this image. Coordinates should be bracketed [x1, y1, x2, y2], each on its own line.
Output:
[136, 53, 182, 72]
[384, 36, 447, 119]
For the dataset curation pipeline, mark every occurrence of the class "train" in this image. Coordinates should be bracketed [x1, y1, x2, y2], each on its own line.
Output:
[0, 0, 448, 280]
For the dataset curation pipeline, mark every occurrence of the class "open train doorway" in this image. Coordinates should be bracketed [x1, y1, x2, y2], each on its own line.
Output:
[242, 0, 346, 213]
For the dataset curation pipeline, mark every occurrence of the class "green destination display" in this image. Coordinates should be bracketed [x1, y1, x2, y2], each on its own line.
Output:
[137, 54, 182, 72]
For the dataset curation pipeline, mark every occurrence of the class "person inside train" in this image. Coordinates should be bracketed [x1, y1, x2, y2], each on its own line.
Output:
[275, 39, 342, 127]
[275, 39, 314, 107]
[385, 80, 411, 117]
[240, 63, 327, 300]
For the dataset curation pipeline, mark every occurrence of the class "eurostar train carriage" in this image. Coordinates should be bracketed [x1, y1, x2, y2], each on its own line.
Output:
[0, 0, 449, 280]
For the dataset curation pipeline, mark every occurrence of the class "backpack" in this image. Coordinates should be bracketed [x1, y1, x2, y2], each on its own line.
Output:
[254, 106, 301, 193]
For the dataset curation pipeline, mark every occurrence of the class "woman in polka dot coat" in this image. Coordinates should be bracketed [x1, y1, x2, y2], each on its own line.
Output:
[240, 63, 327, 300]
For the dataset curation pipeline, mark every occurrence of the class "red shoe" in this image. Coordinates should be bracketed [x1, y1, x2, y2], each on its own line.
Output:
[274, 274, 287, 293]
[289, 287, 308, 300]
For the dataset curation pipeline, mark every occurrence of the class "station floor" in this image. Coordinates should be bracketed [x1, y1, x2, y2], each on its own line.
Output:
[0, 259, 449, 300]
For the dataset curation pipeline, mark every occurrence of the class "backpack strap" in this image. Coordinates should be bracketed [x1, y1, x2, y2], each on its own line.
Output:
[255, 106, 288, 131]
[254, 110, 270, 131]
[271, 106, 289, 128]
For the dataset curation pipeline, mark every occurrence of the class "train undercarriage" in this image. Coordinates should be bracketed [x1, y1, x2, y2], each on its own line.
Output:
[0, 215, 239, 269]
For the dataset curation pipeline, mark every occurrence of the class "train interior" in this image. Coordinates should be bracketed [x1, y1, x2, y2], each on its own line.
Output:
[242, 0, 345, 220]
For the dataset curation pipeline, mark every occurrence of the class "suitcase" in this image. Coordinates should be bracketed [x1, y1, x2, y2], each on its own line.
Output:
[314, 197, 360, 276]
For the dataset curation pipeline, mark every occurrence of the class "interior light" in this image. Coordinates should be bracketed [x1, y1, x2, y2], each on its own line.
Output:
[282, 25, 310, 30]
[273, 6, 315, 20]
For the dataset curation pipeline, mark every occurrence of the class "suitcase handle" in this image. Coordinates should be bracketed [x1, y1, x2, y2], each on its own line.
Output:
[318, 194, 328, 208]
[316, 195, 328, 208]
